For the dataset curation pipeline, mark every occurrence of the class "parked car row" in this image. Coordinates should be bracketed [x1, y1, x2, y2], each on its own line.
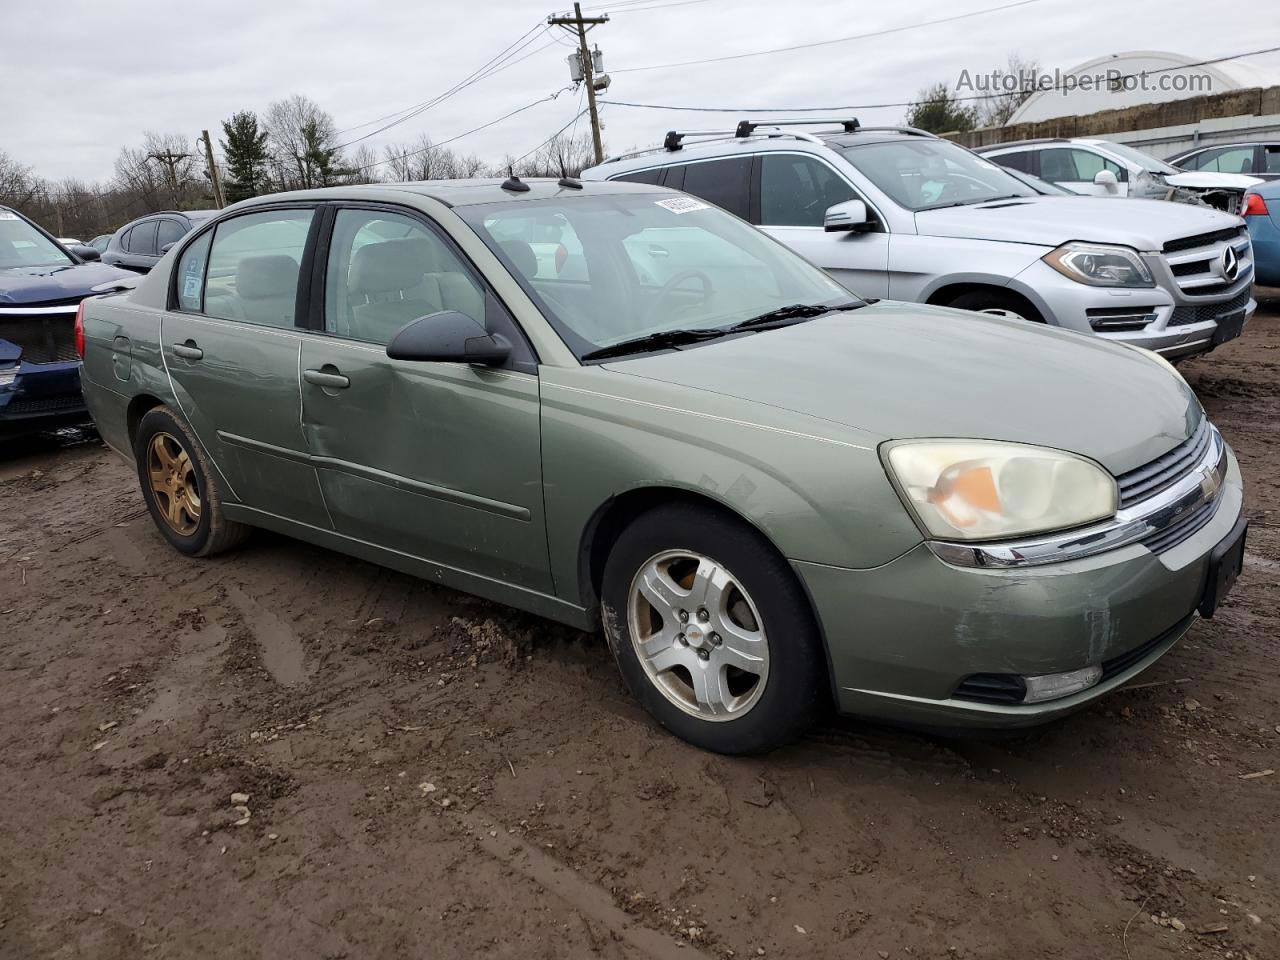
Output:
[74, 145, 1248, 753]
[584, 122, 1257, 360]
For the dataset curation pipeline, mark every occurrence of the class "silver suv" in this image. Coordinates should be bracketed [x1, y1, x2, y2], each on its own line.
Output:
[581, 121, 1256, 359]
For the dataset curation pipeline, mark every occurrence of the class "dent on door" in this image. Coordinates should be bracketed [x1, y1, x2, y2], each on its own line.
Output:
[298, 340, 551, 592]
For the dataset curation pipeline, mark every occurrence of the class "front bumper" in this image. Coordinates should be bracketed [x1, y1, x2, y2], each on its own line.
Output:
[1010, 260, 1254, 359]
[0, 359, 88, 429]
[795, 449, 1244, 730]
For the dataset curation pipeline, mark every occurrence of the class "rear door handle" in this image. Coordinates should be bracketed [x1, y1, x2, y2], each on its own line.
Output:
[172, 342, 203, 361]
[303, 368, 350, 389]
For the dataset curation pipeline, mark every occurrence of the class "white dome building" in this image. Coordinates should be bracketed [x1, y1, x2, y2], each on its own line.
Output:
[1007, 51, 1273, 125]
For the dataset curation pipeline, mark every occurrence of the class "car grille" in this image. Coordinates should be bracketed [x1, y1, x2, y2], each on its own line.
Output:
[1169, 288, 1251, 327]
[1160, 226, 1252, 298]
[1115, 418, 1213, 510]
[1099, 613, 1195, 682]
[0, 310, 80, 364]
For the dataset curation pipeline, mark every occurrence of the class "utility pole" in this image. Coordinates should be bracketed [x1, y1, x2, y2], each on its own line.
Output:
[147, 149, 192, 208]
[199, 130, 226, 208]
[548, 3, 609, 165]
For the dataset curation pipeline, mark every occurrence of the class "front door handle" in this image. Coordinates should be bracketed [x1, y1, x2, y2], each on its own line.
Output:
[303, 368, 350, 389]
[172, 342, 203, 361]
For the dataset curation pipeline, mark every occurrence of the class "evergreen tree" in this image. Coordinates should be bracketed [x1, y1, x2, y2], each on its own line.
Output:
[220, 111, 270, 202]
[904, 83, 979, 135]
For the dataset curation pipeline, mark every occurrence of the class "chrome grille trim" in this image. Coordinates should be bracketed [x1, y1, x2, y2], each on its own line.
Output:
[1116, 419, 1211, 508]
[929, 425, 1228, 568]
[1158, 226, 1253, 299]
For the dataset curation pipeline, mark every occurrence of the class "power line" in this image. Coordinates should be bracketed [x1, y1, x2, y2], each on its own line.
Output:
[585, 0, 716, 12]
[355, 88, 575, 174]
[612, 0, 1046, 73]
[332, 24, 550, 145]
[600, 44, 1280, 114]
[514, 104, 592, 165]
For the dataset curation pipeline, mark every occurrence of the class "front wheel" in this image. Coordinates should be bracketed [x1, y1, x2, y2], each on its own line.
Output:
[601, 504, 826, 754]
[946, 290, 1042, 324]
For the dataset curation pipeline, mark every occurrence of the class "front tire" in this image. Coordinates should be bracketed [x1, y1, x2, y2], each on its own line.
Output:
[601, 503, 826, 754]
[133, 405, 248, 557]
[947, 290, 1042, 324]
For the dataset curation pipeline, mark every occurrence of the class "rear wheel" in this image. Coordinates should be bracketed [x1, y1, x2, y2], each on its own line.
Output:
[946, 290, 1043, 324]
[134, 405, 248, 557]
[601, 503, 826, 754]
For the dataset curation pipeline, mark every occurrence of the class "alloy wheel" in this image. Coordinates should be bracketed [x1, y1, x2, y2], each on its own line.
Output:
[626, 549, 769, 721]
[146, 432, 201, 536]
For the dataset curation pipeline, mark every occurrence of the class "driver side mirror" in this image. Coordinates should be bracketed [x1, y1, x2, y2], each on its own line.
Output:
[824, 199, 870, 232]
[1093, 170, 1119, 193]
[386, 310, 511, 366]
[70, 244, 101, 261]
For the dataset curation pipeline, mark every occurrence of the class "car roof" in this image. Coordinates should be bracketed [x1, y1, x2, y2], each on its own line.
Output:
[229, 178, 672, 210]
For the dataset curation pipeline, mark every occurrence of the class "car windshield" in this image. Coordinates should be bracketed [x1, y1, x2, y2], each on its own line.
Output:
[1095, 141, 1179, 175]
[839, 139, 1037, 211]
[0, 210, 73, 269]
[459, 192, 859, 359]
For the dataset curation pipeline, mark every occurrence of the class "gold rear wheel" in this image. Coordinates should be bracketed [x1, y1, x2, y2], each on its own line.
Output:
[146, 432, 201, 536]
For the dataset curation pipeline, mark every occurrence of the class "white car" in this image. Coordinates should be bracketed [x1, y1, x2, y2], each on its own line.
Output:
[976, 137, 1261, 214]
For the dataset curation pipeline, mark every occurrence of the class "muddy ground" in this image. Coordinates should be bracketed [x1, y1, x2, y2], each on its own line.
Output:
[2, 297, 1278, 960]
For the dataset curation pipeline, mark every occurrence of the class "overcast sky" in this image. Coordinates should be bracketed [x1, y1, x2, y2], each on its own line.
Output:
[4, 0, 1276, 183]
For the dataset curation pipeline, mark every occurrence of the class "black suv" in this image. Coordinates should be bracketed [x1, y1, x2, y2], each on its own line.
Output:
[103, 210, 217, 273]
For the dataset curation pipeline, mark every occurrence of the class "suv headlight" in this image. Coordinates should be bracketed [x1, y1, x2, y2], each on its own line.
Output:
[884, 440, 1117, 541]
[1043, 242, 1154, 287]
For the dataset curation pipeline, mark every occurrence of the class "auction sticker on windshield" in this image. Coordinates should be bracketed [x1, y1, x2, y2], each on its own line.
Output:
[655, 197, 710, 215]
[0, 211, 19, 220]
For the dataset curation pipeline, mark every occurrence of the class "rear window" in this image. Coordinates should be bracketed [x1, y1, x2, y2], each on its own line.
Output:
[678, 157, 752, 220]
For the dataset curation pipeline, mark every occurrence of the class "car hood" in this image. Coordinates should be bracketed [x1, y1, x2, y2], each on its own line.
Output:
[1163, 171, 1261, 190]
[604, 300, 1199, 475]
[0, 261, 135, 305]
[914, 195, 1242, 250]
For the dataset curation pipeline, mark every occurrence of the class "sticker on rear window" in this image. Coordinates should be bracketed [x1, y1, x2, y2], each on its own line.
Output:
[654, 197, 709, 215]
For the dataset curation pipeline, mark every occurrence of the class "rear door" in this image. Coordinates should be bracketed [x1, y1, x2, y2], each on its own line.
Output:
[297, 204, 550, 591]
[161, 206, 331, 528]
[755, 152, 889, 298]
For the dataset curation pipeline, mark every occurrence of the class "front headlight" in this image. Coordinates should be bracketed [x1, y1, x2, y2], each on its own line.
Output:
[884, 440, 1118, 541]
[1043, 242, 1154, 287]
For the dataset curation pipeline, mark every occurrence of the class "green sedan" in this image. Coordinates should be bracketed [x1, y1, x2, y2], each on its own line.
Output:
[76, 178, 1247, 754]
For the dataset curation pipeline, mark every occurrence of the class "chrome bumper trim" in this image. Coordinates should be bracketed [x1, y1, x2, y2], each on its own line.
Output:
[929, 426, 1227, 568]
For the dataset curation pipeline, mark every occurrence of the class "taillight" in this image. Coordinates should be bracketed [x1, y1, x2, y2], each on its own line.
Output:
[74, 300, 86, 359]
[1243, 193, 1269, 217]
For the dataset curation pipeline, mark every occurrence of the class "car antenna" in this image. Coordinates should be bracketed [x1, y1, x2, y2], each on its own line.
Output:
[557, 157, 582, 189]
[501, 166, 530, 192]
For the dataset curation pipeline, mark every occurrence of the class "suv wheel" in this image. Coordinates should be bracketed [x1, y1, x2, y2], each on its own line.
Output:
[601, 503, 825, 754]
[947, 290, 1042, 324]
[134, 405, 249, 557]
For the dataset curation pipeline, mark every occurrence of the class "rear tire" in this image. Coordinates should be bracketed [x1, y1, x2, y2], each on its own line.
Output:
[601, 503, 826, 754]
[947, 290, 1043, 324]
[133, 405, 248, 557]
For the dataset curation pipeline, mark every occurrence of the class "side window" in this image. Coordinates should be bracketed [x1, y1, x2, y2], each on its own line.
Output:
[204, 209, 313, 328]
[175, 231, 212, 311]
[325, 209, 486, 346]
[614, 168, 664, 185]
[1196, 146, 1255, 174]
[1038, 149, 1080, 183]
[1266, 146, 1280, 175]
[989, 151, 1030, 173]
[680, 157, 752, 220]
[759, 154, 857, 227]
[1066, 149, 1124, 182]
[156, 219, 185, 252]
[127, 220, 158, 256]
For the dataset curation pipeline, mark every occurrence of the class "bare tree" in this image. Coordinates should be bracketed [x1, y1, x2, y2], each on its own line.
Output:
[512, 131, 596, 179]
[264, 94, 344, 190]
[381, 137, 487, 182]
[0, 150, 41, 208]
[976, 53, 1040, 127]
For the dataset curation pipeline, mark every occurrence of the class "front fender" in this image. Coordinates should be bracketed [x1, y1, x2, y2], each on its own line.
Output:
[539, 366, 923, 606]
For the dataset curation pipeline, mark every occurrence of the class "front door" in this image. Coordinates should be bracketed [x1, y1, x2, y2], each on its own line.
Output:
[755, 153, 890, 298]
[161, 206, 331, 528]
[298, 206, 550, 591]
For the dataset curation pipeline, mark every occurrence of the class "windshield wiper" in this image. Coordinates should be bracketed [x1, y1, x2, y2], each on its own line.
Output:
[728, 301, 865, 331]
[581, 328, 733, 362]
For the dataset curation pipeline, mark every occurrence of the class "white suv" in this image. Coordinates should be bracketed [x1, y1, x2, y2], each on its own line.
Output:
[581, 121, 1256, 359]
[975, 137, 1261, 212]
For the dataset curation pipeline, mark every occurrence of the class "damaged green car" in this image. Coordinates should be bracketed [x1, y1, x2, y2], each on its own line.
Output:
[78, 178, 1246, 753]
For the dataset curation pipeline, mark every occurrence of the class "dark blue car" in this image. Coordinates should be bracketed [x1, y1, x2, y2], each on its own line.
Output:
[1245, 182, 1280, 288]
[1, 206, 134, 434]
